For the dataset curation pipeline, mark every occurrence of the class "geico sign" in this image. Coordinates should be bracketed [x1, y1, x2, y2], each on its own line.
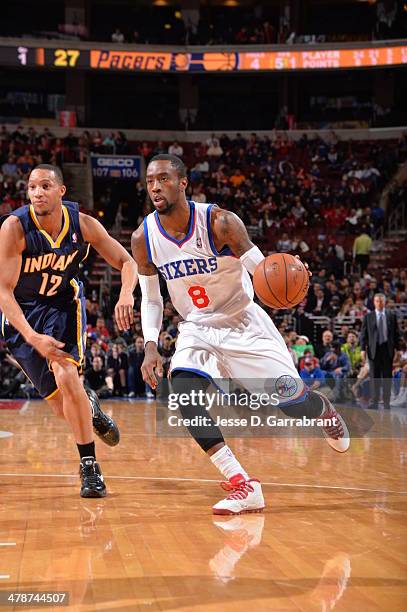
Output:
[97, 158, 134, 167]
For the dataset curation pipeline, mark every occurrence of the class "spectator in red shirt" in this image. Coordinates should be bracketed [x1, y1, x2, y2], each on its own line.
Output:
[87, 317, 111, 341]
[299, 349, 320, 371]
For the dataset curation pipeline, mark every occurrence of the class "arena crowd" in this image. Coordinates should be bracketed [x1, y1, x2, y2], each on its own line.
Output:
[0, 125, 406, 406]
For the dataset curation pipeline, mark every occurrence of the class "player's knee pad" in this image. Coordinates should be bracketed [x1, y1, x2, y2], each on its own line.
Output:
[279, 390, 324, 419]
[171, 370, 224, 452]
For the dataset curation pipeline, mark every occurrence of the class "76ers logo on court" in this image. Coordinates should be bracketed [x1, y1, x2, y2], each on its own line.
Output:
[276, 375, 298, 398]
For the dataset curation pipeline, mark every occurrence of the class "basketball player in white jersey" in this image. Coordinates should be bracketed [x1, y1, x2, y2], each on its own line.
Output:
[132, 155, 350, 515]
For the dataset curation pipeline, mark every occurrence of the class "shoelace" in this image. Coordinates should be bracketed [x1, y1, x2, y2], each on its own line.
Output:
[81, 464, 101, 487]
[220, 480, 255, 501]
[91, 405, 111, 434]
[322, 407, 344, 439]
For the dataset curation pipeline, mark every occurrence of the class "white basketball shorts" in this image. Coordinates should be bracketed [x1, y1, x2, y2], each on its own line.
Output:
[170, 303, 306, 403]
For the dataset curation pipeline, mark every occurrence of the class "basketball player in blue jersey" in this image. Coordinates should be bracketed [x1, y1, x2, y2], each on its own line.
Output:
[132, 154, 350, 515]
[0, 165, 138, 498]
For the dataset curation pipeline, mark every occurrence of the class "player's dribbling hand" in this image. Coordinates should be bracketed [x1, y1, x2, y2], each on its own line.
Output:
[141, 342, 163, 390]
[295, 254, 312, 277]
[31, 334, 72, 364]
[114, 292, 135, 331]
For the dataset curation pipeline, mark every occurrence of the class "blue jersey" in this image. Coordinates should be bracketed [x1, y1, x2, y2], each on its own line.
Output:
[1, 200, 90, 307]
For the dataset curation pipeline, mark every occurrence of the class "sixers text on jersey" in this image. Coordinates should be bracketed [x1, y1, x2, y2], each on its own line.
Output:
[157, 257, 217, 281]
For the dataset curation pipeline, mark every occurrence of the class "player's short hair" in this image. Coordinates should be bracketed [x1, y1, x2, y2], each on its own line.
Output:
[149, 154, 187, 179]
[31, 164, 64, 185]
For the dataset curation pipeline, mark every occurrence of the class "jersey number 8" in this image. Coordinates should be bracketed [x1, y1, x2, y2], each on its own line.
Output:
[188, 285, 210, 309]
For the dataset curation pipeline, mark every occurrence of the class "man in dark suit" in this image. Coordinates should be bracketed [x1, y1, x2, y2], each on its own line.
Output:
[305, 285, 331, 314]
[360, 293, 399, 409]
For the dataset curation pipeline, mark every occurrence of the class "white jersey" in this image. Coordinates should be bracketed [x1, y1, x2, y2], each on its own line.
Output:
[144, 200, 304, 401]
[144, 201, 254, 327]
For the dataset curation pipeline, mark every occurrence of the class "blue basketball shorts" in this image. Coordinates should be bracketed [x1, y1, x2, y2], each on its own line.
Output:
[0, 281, 87, 399]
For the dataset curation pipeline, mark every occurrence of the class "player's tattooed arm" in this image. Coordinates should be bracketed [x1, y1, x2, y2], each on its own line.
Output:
[211, 207, 312, 277]
[211, 207, 255, 257]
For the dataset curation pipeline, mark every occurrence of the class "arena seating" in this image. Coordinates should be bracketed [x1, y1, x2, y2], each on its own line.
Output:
[0, 125, 406, 401]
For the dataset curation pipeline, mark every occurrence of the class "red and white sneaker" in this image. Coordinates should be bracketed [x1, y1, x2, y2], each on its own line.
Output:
[212, 474, 265, 515]
[315, 390, 350, 453]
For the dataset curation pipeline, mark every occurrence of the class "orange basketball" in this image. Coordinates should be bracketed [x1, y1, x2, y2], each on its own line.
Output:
[253, 253, 309, 309]
[202, 53, 237, 71]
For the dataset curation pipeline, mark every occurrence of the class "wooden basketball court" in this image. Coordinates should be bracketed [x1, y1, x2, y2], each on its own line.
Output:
[0, 399, 406, 611]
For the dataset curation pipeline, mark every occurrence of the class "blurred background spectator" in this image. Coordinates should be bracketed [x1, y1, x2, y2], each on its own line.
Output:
[85, 355, 114, 398]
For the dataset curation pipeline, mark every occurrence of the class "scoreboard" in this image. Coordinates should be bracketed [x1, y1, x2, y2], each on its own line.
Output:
[239, 46, 407, 70]
[0, 46, 90, 68]
[1, 43, 407, 73]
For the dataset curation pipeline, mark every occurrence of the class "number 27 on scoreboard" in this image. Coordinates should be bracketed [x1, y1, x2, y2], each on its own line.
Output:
[54, 49, 80, 67]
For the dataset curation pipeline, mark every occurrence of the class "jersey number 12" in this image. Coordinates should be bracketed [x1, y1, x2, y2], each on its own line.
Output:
[39, 273, 62, 297]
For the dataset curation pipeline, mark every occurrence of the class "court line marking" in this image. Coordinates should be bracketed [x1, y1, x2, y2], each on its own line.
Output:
[0, 575, 10, 579]
[0, 543, 16, 546]
[0, 472, 406, 495]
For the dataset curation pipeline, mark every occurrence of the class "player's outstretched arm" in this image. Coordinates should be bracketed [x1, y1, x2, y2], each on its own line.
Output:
[211, 208, 265, 274]
[0, 217, 71, 364]
[131, 224, 163, 389]
[80, 213, 138, 331]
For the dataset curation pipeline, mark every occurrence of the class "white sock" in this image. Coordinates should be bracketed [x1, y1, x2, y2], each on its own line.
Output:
[210, 445, 249, 481]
